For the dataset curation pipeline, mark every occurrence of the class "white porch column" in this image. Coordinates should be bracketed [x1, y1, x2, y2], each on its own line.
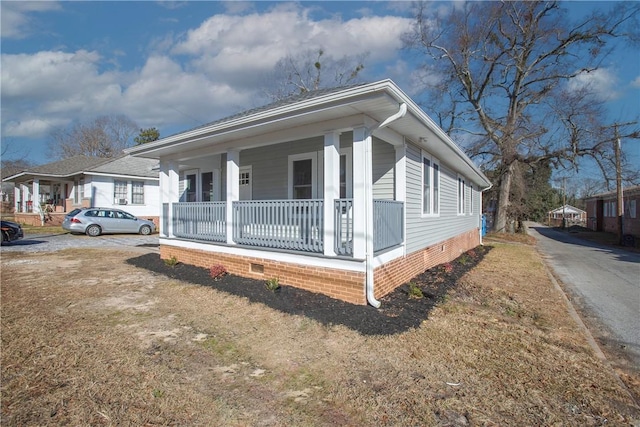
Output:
[14, 186, 20, 212]
[20, 184, 30, 212]
[32, 179, 40, 211]
[167, 161, 179, 238]
[226, 150, 240, 245]
[395, 142, 407, 254]
[323, 131, 340, 256]
[352, 127, 373, 260]
[159, 160, 170, 237]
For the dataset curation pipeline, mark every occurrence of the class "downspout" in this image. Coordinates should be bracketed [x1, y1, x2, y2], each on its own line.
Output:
[364, 103, 407, 308]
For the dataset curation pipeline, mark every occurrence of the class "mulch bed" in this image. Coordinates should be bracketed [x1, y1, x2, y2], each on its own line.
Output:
[126, 246, 491, 336]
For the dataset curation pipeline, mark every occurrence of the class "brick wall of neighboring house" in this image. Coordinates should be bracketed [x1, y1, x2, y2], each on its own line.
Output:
[585, 186, 640, 242]
[160, 228, 481, 305]
[14, 213, 67, 226]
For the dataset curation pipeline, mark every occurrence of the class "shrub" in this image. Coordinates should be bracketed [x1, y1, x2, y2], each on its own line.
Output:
[209, 264, 228, 280]
[458, 254, 471, 265]
[443, 263, 454, 274]
[164, 256, 179, 268]
[265, 277, 280, 292]
[408, 282, 424, 299]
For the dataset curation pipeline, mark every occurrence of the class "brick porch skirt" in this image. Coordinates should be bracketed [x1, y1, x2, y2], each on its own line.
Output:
[160, 229, 481, 305]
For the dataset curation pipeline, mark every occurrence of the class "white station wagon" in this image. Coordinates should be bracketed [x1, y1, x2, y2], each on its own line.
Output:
[62, 208, 156, 237]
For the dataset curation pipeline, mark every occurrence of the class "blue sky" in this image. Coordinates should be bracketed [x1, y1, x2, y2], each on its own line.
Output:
[1, 1, 639, 181]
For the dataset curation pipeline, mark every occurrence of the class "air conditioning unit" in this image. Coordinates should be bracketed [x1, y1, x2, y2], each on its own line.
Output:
[115, 198, 128, 205]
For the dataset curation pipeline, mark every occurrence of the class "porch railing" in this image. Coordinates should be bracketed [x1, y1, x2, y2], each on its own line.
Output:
[333, 199, 404, 256]
[374, 200, 404, 252]
[168, 199, 403, 256]
[334, 199, 354, 256]
[162, 203, 169, 237]
[233, 200, 323, 253]
[173, 202, 226, 242]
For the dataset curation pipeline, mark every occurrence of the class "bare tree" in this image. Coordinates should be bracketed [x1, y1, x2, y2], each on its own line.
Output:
[264, 49, 368, 101]
[48, 115, 139, 160]
[404, 1, 639, 232]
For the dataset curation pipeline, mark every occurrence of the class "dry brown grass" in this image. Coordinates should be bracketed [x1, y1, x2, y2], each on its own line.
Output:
[2, 245, 638, 426]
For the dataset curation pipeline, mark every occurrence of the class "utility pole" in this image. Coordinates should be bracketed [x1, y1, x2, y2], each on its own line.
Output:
[614, 125, 624, 245]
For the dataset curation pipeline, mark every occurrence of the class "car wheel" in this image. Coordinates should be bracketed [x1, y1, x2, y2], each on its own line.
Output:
[139, 225, 152, 235]
[1, 231, 8, 245]
[86, 225, 101, 237]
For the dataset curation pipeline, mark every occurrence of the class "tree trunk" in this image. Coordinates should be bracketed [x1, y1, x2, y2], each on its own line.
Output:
[494, 162, 516, 233]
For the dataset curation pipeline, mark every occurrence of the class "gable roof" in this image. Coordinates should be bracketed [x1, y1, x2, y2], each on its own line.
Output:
[2, 155, 158, 182]
[127, 79, 491, 189]
[87, 155, 158, 179]
[548, 205, 586, 215]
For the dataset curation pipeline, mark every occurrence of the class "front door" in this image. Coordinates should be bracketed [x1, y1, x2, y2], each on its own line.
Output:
[239, 166, 252, 200]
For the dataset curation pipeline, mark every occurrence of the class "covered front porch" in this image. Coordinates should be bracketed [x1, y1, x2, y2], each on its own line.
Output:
[154, 116, 409, 261]
[164, 198, 403, 258]
[12, 178, 86, 226]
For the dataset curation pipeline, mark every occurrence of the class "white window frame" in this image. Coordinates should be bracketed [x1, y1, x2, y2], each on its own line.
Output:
[339, 148, 352, 199]
[457, 175, 466, 215]
[114, 180, 128, 203]
[469, 183, 474, 214]
[288, 152, 317, 199]
[131, 181, 144, 205]
[421, 150, 440, 217]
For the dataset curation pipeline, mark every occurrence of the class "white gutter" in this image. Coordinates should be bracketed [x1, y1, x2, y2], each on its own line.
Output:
[364, 102, 407, 308]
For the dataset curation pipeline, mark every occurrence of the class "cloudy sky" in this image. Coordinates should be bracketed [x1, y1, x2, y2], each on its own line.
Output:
[1, 1, 639, 167]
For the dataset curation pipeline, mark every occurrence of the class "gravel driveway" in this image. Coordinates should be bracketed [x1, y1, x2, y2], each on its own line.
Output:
[0, 232, 159, 253]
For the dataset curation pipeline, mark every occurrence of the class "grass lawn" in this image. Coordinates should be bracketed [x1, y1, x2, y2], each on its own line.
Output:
[1, 239, 638, 425]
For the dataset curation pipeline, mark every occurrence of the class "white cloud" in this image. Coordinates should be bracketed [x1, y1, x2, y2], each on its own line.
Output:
[1, 5, 412, 141]
[0, 1, 61, 39]
[172, 7, 411, 74]
[631, 75, 640, 88]
[567, 68, 620, 101]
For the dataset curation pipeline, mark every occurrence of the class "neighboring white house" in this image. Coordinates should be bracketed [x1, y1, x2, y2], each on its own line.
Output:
[3, 155, 160, 226]
[127, 79, 492, 306]
[547, 204, 587, 227]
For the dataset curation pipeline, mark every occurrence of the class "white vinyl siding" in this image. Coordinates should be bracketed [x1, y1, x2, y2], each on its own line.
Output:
[405, 142, 480, 254]
[372, 137, 395, 200]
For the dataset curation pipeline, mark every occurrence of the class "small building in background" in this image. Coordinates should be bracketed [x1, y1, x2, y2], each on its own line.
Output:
[547, 204, 587, 228]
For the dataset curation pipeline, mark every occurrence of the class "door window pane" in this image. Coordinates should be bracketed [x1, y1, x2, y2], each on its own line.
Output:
[293, 159, 313, 199]
[202, 172, 213, 201]
[186, 174, 196, 202]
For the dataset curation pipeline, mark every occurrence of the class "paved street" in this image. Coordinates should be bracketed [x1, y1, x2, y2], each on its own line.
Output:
[1, 232, 159, 254]
[526, 222, 640, 367]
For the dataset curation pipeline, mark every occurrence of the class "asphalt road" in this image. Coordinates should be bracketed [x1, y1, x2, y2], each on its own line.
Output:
[0, 232, 159, 254]
[526, 222, 640, 367]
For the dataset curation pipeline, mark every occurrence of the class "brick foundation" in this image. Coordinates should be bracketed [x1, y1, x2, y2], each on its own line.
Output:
[160, 246, 366, 304]
[373, 229, 480, 299]
[159, 229, 481, 306]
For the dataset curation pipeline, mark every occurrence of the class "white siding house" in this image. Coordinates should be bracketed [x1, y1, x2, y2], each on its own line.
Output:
[3, 155, 160, 226]
[127, 80, 491, 306]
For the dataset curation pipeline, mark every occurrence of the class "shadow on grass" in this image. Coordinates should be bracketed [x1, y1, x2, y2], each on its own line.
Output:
[126, 246, 492, 336]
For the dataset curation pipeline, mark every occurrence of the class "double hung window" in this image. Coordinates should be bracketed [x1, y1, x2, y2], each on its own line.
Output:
[422, 152, 440, 216]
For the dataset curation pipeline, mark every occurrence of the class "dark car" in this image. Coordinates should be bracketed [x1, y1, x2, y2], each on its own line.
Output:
[1, 220, 24, 244]
[62, 208, 156, 237]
